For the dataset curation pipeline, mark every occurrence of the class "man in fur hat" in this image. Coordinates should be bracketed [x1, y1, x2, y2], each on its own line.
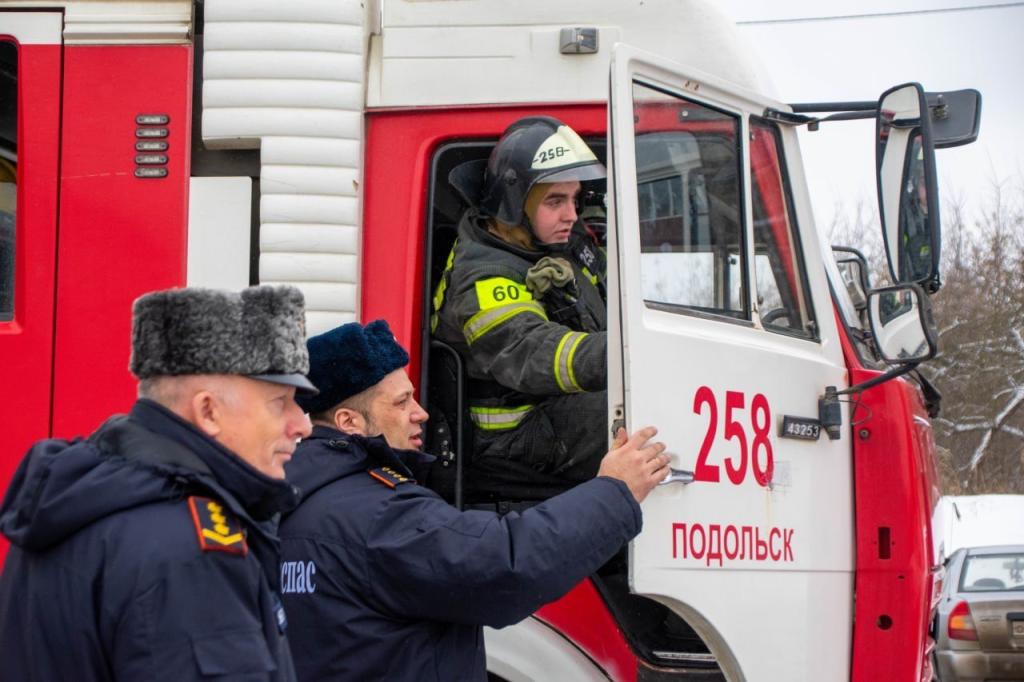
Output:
[278, 319, 669, 681]
[0, 285, 316, 681]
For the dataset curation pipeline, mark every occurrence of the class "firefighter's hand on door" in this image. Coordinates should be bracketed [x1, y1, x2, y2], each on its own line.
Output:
[597, 426, 670, 503]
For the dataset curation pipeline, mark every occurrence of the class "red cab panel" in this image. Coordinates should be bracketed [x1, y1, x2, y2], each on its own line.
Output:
[51, 45, 193, 438]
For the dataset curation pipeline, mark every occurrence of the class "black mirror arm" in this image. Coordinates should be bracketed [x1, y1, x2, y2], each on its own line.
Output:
[818, 363, 920, 440]
[762, 108, 817, 126]
[764, 107, 875, 131]
[910, 368, 942, 418]
[835, 361, 919, 396]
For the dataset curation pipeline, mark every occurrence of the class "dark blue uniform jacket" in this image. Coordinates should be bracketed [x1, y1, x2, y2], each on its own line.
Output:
[278, 426, 642, 681]
[0, 399, 299, 682]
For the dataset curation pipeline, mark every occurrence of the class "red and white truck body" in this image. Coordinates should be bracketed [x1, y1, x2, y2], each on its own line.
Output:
[0, 1, 954, 679]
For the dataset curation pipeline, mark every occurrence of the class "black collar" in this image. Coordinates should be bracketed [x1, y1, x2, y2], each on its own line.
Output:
[130, 399, 300, 521]
[307, 425, 435, 479]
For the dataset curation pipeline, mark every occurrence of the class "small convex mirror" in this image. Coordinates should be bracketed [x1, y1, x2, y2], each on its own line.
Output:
[867, 284, 937, 364]
[832, 246, 869, 311]
[876, 83, 941, 293]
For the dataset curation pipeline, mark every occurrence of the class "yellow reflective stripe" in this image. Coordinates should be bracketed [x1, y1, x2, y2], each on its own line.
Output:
[430, 243, 458, 332]
[566, 332, 585, 391]
[475, 277, 533, 310]
[463, 302, 548, 345]
[469, 404, 534, 431]
[554, 331, 587, 393]
[581, 266, 599, 286]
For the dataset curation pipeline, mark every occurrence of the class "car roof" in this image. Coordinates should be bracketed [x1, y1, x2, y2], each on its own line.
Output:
[964, 544, 1024, 556]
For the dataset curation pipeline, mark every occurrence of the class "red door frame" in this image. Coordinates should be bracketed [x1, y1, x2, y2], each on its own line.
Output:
[361, 103, 607, 380]
[0, 23, 63, 561]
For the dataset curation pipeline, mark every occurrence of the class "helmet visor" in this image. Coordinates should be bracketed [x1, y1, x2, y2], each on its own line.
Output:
[536, 161, 607, 184]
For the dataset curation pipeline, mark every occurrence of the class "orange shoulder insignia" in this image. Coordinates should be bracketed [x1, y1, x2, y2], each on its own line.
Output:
[187, 496, 248, 556]
[367, 466, 414, 489]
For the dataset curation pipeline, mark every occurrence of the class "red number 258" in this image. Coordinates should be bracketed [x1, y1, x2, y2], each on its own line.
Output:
[692, 386, 773, 487]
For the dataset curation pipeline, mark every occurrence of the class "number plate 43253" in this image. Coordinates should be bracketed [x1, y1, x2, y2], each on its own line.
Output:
[780, 416, 821, 441]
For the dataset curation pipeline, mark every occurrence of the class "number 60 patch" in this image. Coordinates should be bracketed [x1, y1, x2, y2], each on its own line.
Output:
[475, 277, 534, 310]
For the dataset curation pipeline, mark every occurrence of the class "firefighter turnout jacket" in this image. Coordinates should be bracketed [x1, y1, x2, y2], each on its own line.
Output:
[432, 208, 609, 485]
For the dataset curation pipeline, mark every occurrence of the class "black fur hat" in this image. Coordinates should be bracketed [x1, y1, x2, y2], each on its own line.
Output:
[130, 285, 317, 395]
[297, 319, 409, 414]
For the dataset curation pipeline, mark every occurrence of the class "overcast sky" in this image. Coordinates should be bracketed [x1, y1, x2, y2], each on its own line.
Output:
[717, 0, 1024, 237]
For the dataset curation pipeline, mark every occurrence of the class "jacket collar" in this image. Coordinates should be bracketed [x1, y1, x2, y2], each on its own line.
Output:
[307, 425, 434, 474]
[463, 208, 572, 260]
[129, 399, 300, 521]
[285, 426, 435, 504]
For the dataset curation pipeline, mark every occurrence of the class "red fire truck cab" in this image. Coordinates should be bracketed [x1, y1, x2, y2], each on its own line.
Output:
[0, 1, 981, 679]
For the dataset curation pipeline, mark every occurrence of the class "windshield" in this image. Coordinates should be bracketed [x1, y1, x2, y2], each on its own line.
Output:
[960, 553, 1024, 592]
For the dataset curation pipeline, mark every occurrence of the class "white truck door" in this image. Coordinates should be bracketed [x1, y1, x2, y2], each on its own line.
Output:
[607, 44, 854, 681]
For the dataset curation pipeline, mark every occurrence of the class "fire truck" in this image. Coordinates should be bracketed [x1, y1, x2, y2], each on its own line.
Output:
[0, 1, 982, 679]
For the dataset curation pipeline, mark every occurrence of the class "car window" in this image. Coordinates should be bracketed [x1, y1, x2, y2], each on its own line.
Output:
[959, 553, 1024, 592]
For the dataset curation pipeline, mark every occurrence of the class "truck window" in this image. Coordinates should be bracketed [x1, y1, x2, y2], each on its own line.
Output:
[632, 82, 747, 321]
[0, 41, 16, 322]
[749, 118, 817, 339]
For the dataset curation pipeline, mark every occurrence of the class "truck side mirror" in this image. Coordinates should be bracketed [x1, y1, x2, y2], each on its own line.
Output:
[818, 282, 938, 439]
[876, 82, 941, 294]
[927, 89, 982, 149]
[867, 284, 937, 364]
[832, 246, 869, 311]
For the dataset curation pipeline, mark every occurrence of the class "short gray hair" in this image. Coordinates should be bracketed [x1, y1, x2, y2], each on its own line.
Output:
[138, 375, 240, 411]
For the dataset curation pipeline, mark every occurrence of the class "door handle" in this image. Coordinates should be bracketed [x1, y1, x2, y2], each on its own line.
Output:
[659, 468, 695, 486]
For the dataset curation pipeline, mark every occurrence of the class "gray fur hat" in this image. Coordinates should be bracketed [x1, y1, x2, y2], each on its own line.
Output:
[130, 285, 318, 395]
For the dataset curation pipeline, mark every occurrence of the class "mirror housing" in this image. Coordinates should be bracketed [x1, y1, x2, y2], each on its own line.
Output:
[876, 82, 941, 294]
[832, 246, 869, 311]
[867, 284, 937, 364]
[928, 89, 982, 149]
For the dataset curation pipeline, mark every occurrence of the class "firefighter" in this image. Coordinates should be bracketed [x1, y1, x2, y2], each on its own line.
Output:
[432, 116, 609, 494]
[0, 286, 316, 681]
[278, 320, 669, 681]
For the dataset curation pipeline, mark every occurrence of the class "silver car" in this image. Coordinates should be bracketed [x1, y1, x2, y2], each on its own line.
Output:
[934, 544, 1024, 681]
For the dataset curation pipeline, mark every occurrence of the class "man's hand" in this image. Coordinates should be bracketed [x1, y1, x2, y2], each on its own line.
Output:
[597, 426, 670, 503]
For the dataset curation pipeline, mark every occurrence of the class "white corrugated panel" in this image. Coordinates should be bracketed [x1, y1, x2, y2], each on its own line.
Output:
[260, 166, 360, 197]
[204, 52, 365, 82]
[205, 0, 364, 25]
[203, 0, 371, 335]
[260, 253, 358, 284]
[260, 224, 359, 253]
